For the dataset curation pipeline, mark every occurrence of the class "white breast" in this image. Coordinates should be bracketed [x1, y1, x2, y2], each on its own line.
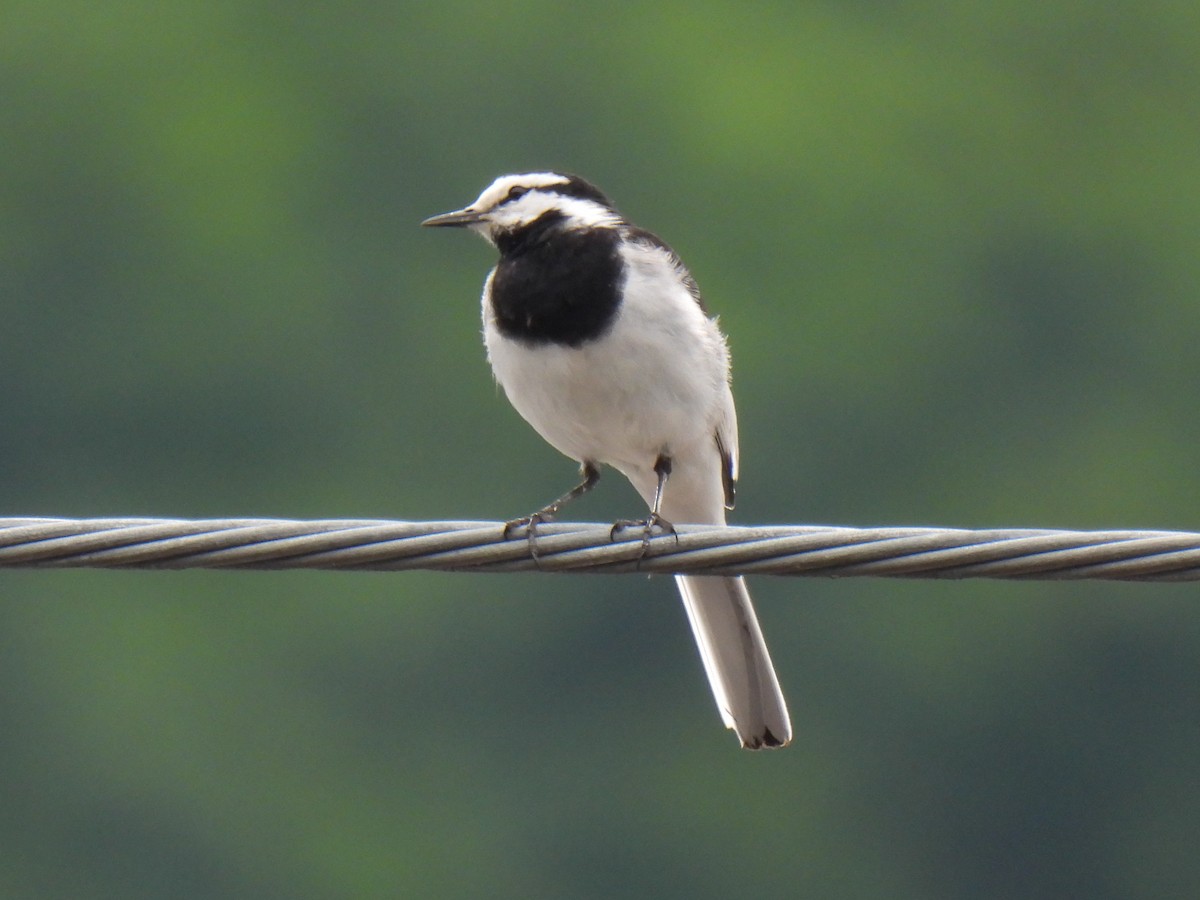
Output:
[482, 240, 732, 477]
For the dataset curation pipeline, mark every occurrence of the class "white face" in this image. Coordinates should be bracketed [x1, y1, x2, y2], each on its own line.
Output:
[463, 173, 622, 242]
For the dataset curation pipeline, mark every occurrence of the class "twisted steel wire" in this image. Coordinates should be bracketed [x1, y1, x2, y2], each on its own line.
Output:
[2, 517, 1199, 581]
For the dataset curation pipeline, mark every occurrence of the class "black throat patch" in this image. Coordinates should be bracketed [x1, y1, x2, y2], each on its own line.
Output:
[489, 211, 624, 348]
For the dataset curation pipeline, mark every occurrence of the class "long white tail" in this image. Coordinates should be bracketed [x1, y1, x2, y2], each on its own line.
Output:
[675, 574, 791, 749]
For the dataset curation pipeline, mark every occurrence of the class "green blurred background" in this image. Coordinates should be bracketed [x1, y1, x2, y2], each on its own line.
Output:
[3, 2, 1199, 897]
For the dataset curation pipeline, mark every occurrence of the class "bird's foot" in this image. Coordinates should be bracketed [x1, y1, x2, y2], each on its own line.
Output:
[610, 512, 677, 559]
[502, 511, 551, 541]
[502, 509, 557, 562]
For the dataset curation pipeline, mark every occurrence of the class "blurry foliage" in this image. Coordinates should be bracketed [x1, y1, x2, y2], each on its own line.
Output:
[2, 2, 1199, 898]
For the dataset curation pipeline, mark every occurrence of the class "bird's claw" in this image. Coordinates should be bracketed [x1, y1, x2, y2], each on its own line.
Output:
[502, 510, 557, 562]
[610, 512, 677, 559]
[503, 512, 547, 541]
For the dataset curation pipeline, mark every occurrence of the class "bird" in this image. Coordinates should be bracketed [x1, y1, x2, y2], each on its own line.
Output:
[422, 172, 791, 749]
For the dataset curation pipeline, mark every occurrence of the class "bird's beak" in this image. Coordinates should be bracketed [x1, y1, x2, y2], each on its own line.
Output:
[421, 207, 486, 228]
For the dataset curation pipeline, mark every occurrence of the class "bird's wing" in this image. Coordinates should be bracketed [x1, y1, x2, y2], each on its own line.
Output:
[714, 383, 739, 510]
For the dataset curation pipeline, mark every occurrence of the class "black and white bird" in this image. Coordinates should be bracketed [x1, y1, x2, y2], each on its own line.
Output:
[423, 172, 791, 749]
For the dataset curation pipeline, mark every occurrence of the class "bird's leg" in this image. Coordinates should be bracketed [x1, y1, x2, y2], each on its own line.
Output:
[503, 462, 601, 548]
[611, 454, 677, 556]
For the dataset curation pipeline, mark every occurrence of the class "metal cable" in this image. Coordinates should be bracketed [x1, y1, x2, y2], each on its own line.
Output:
[2, 517, 1199, 581]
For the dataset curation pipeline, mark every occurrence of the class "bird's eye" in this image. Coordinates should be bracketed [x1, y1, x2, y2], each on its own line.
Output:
[505, 186, 530, 203]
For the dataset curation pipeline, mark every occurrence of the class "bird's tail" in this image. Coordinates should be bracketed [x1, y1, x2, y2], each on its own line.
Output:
[675, 574, 791, 749]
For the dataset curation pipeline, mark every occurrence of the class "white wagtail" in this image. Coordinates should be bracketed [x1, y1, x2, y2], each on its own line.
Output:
[423, 173, 791, 749]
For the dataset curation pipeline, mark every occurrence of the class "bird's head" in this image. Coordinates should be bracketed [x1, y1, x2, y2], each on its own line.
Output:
[422, 172, 622, 246]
